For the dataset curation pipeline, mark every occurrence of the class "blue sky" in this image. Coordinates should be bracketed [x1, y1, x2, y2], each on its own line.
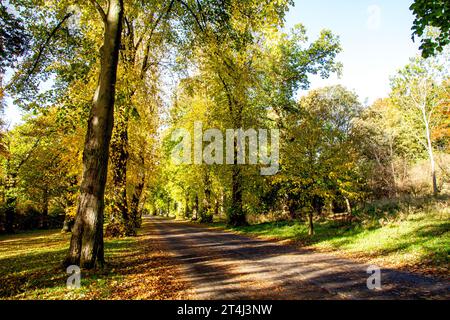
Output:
[3, 0, 420, 126]
[284, 0, 420, 104]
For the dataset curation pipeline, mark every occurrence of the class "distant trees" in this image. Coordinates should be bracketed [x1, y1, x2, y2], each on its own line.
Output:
[390, 56, 449, 195]
[357, 53, 449, 197]
[356, 98, 408, 198]
[280, 86, 363, 235]
[160, 47, 449, 233]
[1, 108, 82, 233]
[162, 21, 342, 227]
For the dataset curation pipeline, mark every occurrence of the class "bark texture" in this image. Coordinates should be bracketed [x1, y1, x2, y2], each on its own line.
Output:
[129, 161, 145, 228]
[65, 0, 123, 269]
[228, 166, 246, 226]
[107, 105, 134, 236]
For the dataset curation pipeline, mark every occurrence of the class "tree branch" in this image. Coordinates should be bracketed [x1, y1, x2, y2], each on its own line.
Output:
[16, 137, 42, 171]
[140, 0, 175, 77]
[178, 0, 204, 33]
[24, 12, 73, 83]
[89, 0, 107, 23]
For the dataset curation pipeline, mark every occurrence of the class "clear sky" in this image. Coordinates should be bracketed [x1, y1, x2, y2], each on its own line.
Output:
[284, 0, 420, 104]
[3, 0, 420, 126]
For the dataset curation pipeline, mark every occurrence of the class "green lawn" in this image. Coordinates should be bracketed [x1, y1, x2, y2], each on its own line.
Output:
[215, 208, 449, 275]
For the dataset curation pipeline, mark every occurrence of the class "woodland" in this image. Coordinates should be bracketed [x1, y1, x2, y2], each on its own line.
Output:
[0, 0, 448, 300]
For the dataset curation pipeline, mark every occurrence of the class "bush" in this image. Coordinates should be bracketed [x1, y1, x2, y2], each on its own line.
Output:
[199, 209, 214, 223]
[0, 201, 65, 234]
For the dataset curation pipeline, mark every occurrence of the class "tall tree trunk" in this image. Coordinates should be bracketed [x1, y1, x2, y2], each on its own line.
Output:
[184, 192, 191, 218]
[129, 169, 145, 228]
[429, 150, 438, 196]
[107, 16, 138, 236]
[107, 104, 133, 236]
[228, 125, 246, 226]
[309, 196, 323, 236]
[65, 0, 123, 269]
[308, 212, 314, 236]
[4, 195, 15, 234]
[422, 107, 438, 195]
[129, 144, 146, 228]
[228, 166, 246, 226]
[345, 197, 352, 214]
[214, 199, 219, 217]
[41, 188, 49, 229]
[200, 170, 213, 223]
[166, 199, 170, 217]
[193, 194, 199, 220]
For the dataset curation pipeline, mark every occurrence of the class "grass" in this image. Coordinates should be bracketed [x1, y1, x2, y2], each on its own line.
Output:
[0, 230, 133, 299]
[1, 201, 448, 299]
[0, 221, 190, 300]
[214, 205, 450, 276]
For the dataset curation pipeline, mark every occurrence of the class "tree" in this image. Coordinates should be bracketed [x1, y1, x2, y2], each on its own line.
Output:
[410, 0, 450, 58]
[390, 56, 449, 195]
[0, 2, 29, 154]
[168, 21, 342, 226]
[355, 99, 412, 198]
[279, 86, 363, 235]
[1, 126, 41, 233]
[65, 0, 124, 269]
[2, 108, 82, 231]
[106, 0, 171, 237]
[0, 2, 29, 74]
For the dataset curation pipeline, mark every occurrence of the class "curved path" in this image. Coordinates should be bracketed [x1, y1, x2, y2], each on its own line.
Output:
[147, 217, 449, 300]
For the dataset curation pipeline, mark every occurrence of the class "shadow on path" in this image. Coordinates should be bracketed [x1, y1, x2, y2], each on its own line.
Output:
[148, 217, 450, 300]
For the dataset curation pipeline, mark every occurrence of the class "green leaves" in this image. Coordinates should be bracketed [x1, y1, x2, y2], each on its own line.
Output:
[410, 0, 450, 58]
[0, 2, 29, 72]
[280, 86, 364, 215]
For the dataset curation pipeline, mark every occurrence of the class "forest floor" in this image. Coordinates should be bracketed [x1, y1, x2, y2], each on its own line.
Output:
[0, 219, 192, 300]
[0, 214, 448, 300]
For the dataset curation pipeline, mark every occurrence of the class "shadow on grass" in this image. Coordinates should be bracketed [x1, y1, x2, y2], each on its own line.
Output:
[0, 230, 134, 299]
[367, 222, 450, 263]
[228, 220, 366, 245]
[220, 214, 449, 268]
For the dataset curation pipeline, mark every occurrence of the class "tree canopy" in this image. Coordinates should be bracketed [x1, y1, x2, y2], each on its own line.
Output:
[411, 0, 450, 57]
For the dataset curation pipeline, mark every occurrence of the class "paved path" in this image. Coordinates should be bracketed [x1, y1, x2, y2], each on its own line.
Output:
[147, 217, 449, 300]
